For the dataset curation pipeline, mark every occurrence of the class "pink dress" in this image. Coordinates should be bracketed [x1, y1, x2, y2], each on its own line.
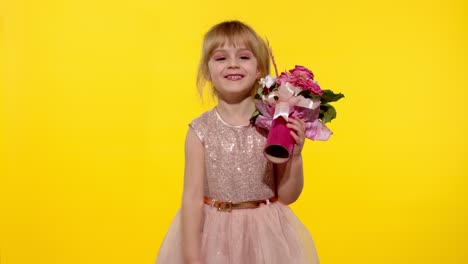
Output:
[156, 108, 319, 264]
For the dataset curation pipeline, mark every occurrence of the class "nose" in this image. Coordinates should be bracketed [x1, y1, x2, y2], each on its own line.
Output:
[227, 58, 239, 69]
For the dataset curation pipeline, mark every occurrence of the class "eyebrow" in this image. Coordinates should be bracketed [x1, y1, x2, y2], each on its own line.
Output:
[212, 48, 252, 53]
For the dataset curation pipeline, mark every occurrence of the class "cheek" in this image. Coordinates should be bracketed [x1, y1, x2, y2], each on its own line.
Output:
[207, 64, 218, 80]
[208, 63, 221, 73]
[250, 60, 259, 72]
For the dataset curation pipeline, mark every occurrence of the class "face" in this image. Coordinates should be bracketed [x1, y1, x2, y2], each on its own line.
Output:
[207, 44, 260, 99]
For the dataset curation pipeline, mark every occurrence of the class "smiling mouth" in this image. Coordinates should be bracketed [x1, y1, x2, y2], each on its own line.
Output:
[224, 74, 244, 81]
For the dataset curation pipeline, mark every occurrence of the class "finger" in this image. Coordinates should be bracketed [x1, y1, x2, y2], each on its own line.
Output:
[290, 129, 305, 146]
[286, 122, 302, 135]
[287, 122, 305, 137]
[289, 118, 306, 132]
[288, 117, 301, 125]
[297, 118, 306, 128]
[295, 117, 306, 130]
[290, 130, 302, 145]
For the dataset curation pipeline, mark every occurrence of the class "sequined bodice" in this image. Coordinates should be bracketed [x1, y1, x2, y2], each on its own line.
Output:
[189, 108, 276, 202]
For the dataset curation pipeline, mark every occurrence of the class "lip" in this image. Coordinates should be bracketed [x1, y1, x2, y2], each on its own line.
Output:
[224, 74, 244, 80]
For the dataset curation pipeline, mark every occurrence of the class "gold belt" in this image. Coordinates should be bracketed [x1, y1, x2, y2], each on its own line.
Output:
[203, 196, 278, 212]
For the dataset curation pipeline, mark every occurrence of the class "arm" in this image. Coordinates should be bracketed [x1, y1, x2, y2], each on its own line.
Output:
[181, 128, 205, 264]
[274, 117, 307, 205]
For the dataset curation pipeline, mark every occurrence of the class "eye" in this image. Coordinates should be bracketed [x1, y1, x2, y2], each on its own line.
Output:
[240, 56, 250, 60]
[214, 56, 225, 61]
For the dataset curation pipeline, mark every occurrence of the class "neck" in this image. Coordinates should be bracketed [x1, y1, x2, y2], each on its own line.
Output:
[216, 97, 255, 126]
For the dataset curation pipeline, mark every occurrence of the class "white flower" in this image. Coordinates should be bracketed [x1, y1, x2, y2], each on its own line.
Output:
[259, 75, 277, 88]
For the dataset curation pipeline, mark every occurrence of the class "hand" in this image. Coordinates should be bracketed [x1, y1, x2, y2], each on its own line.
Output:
[286, 117, 306, 157]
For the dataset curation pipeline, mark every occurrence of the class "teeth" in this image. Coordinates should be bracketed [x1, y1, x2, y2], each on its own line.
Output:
[226, 75, 243, 80]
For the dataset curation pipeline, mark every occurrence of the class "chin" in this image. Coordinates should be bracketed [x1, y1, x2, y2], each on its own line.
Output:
[216, 89, 254, 101]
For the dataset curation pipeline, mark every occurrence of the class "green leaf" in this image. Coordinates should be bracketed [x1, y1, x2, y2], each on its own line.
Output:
[297, 90, 312, 98]
[321, 89, 344, 103]
[252, 108, 259, 116]
[250, 109, 260, 124]
[319, 104, 329, 120]
[321, 105, 337, 124]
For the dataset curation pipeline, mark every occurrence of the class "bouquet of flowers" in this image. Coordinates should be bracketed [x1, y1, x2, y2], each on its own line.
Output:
[252, 53, 344, 164]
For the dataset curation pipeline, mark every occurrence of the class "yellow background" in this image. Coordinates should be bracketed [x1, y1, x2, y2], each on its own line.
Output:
[1, 0, 467, 263]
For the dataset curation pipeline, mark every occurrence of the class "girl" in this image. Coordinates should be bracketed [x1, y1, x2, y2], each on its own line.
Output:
[156, 20, 319, 264]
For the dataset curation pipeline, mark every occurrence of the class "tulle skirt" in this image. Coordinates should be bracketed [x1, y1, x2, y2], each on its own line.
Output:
[156, 202, 319, 264]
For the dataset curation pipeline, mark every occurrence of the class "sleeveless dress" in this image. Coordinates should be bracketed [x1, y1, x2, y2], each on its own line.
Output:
[156, 108, 319, 264]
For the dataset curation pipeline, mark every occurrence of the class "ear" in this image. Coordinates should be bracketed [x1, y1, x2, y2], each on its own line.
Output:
[256, 70, 261, 79]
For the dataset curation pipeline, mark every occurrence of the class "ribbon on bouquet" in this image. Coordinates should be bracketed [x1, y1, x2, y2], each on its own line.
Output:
[263, 82, 321, 122]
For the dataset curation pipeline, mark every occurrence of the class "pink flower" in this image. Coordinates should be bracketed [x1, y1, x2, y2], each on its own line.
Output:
[277, 66, 323, 95]
[293, 78, 323, 96]
[277, 72, 292, 86]
[289, 65, 314, 80]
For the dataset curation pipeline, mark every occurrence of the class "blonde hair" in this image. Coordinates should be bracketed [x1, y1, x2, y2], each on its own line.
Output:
[196, 20, 270, 97]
